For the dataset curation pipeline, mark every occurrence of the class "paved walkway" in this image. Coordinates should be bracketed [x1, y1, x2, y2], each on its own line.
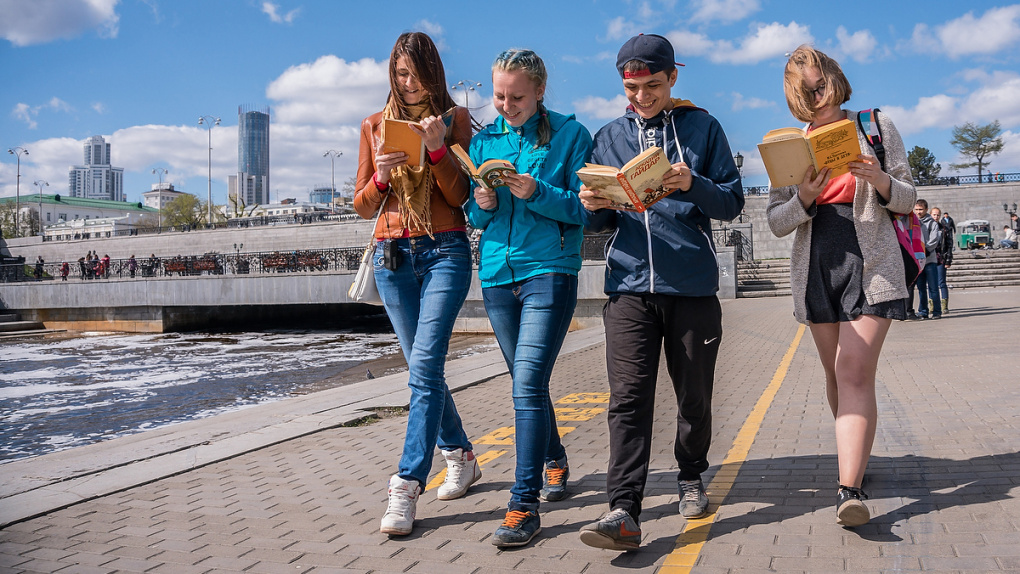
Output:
[2, 289, 1019, 573]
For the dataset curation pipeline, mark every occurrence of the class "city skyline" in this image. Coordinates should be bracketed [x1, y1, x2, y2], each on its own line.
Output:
[2, 1, 1019, 208]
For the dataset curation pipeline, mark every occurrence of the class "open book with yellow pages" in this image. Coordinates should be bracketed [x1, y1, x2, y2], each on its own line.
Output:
[757, 118, 861, 186]
[449, 144, 517, 192]
[575, 146, 672, 212]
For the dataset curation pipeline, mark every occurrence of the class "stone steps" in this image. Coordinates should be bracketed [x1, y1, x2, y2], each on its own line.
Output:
[736, 250, 1020, 297]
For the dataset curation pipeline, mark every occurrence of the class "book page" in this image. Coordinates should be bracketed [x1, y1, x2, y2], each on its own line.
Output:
[758, 138, 814, 186]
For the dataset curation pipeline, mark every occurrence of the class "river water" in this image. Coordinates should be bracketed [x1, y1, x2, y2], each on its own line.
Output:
[0, 328, 409, 463]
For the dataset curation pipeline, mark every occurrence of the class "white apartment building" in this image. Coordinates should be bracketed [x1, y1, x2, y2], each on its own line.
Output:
[68, 135, 125, 202]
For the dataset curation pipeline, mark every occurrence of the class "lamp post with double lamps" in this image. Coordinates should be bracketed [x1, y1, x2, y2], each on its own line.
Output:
[33, 180, 48, 236]
[450, 80, 482, 109]
[152, 168, 168, 232]
[7, 147, 28, 238]
[198, 116, 220, 226]
[323, 150, 342, 213]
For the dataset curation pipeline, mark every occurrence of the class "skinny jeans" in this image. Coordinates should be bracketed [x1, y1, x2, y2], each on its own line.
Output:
[374, 231, 473, 487]
[483, 273, 575, 512]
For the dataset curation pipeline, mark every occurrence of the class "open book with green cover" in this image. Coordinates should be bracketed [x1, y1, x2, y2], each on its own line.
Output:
[575, 146, 672, 212]
[757, 118, 862, 186]
[449, 144, 517, 192]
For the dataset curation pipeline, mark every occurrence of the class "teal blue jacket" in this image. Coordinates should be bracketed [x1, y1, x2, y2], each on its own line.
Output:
[465, 110, 593, 288]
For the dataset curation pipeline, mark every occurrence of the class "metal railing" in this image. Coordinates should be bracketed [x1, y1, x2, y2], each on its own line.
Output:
[40, 211, 365, 242]
[916, 172, 1019, 186]
[712, 227, 753, 261]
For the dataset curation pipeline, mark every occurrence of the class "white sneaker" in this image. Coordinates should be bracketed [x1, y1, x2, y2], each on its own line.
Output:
[380, 475, 419, 535]
[436, 448, 481, 500]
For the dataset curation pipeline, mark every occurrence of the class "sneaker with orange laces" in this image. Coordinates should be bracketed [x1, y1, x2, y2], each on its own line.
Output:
[539, 456, 569, 502]
[491, 509, 541, 547]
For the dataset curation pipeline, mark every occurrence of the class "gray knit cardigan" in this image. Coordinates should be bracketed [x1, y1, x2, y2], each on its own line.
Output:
[766, 110, 917, 324]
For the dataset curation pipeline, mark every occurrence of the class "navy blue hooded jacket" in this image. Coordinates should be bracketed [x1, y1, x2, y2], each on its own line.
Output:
[587, 102, 744, 297]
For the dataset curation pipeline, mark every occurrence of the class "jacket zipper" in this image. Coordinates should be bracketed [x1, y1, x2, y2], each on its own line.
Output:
[644, 210, 655, 294]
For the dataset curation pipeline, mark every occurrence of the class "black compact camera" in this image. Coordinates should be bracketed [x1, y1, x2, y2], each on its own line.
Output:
[383, 239, 402, 271]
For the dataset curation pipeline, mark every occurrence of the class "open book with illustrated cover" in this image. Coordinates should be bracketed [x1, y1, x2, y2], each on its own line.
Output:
[757, 118, 861, 186]
[449, 144, 518, 192]
[575, 146, 672, 212]
[381, 108, 457, 167]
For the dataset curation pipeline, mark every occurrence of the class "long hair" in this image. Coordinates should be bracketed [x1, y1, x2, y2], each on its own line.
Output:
[783, 45, 852, 123]
[492, 48, 551, 148]
[387, 32, 457, 126]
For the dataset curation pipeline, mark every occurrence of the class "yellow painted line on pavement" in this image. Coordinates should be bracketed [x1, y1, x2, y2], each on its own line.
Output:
[554, 407, 606, 421]
[557, 392, 610, 404]
[660, 324, 806, 574]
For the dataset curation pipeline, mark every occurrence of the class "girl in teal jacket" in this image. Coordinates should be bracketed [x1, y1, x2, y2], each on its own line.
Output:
[465, 49, 592, 548]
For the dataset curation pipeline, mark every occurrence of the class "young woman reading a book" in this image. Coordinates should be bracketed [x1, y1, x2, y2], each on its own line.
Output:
[765, 45, 916, 527]
[354, 31, 480, 537]
[464, 48, 592, 548]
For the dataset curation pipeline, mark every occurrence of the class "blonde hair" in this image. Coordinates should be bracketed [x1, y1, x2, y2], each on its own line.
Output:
[492, 48, 551, 147]
[783, 45, 852, 123]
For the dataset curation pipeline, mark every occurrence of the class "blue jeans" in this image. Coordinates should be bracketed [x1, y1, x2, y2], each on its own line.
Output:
[482, 273, 577, 511]
[935, 263, 948, 300]
[375, 231, 473, 486]
[916, 263, 941, 318]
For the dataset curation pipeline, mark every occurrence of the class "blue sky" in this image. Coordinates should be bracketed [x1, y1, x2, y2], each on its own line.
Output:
[2, 0, 1019, 206]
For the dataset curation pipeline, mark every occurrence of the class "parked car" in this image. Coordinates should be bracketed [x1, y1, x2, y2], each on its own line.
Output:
[956, 219, 993, 250]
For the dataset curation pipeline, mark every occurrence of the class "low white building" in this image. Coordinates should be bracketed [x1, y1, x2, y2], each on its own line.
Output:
[2, 194, 156, 238]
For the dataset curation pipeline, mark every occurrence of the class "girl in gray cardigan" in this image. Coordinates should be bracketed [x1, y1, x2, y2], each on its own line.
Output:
[766, 45, 916, 528]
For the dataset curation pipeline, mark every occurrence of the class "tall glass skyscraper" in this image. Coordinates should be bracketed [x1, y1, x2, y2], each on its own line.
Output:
[234, 105, 270, 206]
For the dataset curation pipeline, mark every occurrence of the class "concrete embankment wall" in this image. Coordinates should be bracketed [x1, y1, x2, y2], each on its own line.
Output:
[0, 248, 740, 333]
[744, 182, 1020, 261]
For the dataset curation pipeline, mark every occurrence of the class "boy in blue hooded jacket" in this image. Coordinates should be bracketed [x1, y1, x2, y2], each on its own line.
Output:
[578, 33, 744, 551]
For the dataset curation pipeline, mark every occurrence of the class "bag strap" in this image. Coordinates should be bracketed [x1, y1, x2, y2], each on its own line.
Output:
[856, 108, 885, 171]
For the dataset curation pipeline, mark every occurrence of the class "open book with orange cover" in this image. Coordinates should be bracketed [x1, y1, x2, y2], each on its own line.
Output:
[757, 118, 861, 186]
[380, 108, 457, 167]
[575, 146, 672, 212]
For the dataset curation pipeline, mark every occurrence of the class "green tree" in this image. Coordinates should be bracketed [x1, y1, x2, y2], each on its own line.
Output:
[949, 120, 1004, 180]
[162, 194, 203, 228]
[0, 201, 17, 239]
[907, 146, 942, 185]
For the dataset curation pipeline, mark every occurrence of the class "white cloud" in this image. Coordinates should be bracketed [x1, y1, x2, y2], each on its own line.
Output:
[412, 19, 447, 51]
[667, 22, 813, 65]
[689, 0, 761, 24]
[881, 70, 1020, 135]
[572, 94, 631, 120]
[606, 16, 642, 41]
[909, 5, 1020, 58]
[92, 102, 106, 114]
[0, 0, 120, 46]
[11, 98, 74, 129]
[261, 2, 300, 24]
[266, 55, 390, 126]
[835, 26, 877, 63]
[880, 95, 959, 135]
[732, 92, 774, 111]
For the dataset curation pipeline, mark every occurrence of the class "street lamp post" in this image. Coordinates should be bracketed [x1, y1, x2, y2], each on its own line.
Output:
[450, 80, 482, 109]
[152, 167, 168, 233]
[33, 180, 48, 236]
[7, 147, 28, 238]
[734, 152, 744, 177]
[323, 150, 342, 213]
[198, 116, 220, 226]
[233, 242, 244, 274]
